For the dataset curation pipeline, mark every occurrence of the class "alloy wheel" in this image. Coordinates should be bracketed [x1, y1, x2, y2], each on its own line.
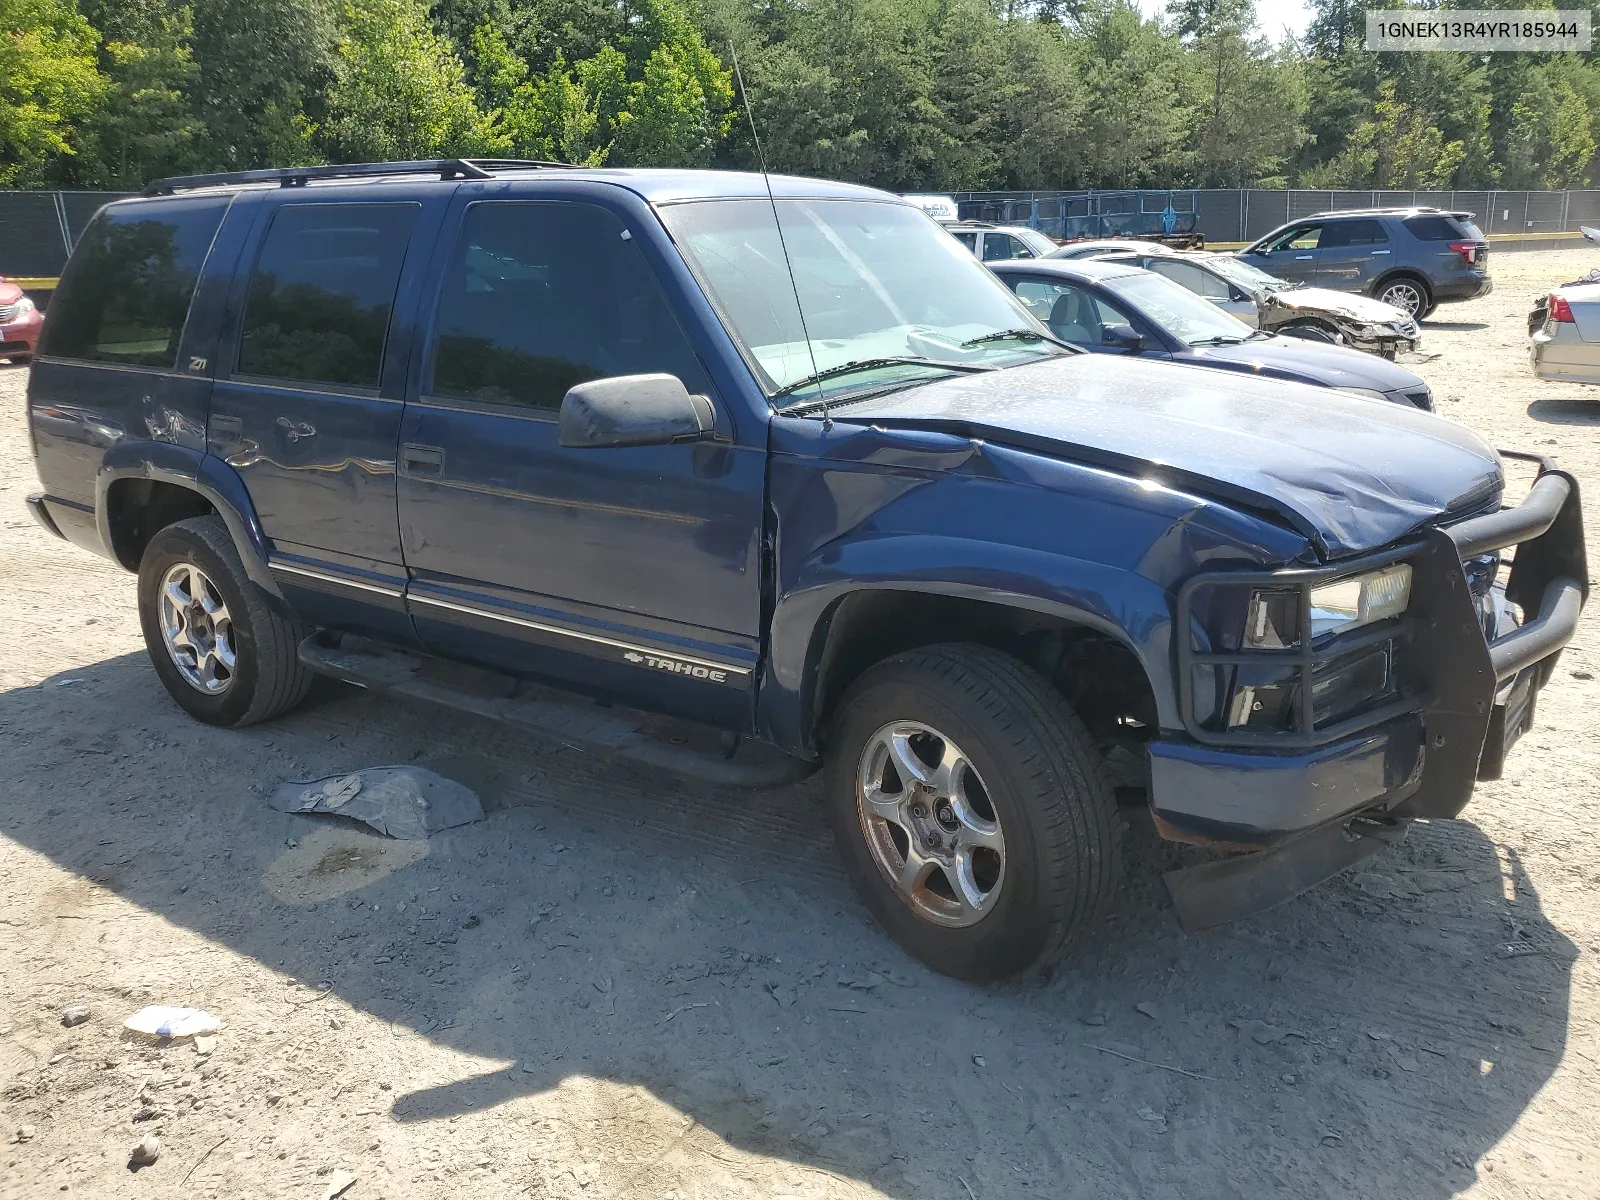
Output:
[157, 562, 237, 694]
[1379, 281, 1425, 316]
[855, 721, 1006, 927]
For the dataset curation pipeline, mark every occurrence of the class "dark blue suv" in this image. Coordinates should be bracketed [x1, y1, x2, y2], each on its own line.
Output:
[25, 160, 1585, 980]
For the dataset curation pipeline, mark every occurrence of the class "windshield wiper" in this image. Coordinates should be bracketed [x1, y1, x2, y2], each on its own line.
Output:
[1188, 335, 1250, 347]
[772, 356, 994, 403]
[960, 327, 1073, 350]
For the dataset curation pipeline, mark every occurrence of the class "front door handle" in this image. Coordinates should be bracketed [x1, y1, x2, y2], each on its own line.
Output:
[1372, 249, 1391, 255]
[401, 444, 445, 477]
[211, 414, 243, 441]
[1293, 254, 1314, 260]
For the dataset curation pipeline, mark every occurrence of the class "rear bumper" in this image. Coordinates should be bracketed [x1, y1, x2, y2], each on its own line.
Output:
[1531, 325, 1600, 384]
[1150, 460, 1585, 924]
[1434, 272, 1493, 303]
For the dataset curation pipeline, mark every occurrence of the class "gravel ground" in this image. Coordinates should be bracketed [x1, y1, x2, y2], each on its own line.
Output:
[1, 249, 1598, 1200]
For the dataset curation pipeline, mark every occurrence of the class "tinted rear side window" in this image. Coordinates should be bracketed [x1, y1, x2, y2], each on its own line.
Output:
[1319, 219, 1388, 247]
[1404, 215, 1470, 241]
[40, 195, 229, 368]
[236, 202, 419, 388]
[428, 201, 709, 411]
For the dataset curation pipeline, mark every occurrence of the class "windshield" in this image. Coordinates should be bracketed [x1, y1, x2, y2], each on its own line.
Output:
[1208, 255, 1288, 291]
[659, 199, 1063, 402]
[1104, 271, 1259, 345]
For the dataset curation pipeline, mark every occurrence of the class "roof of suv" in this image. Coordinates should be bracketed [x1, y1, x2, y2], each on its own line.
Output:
[1301, 207, 1475, 220]
[137, 158, 895, 206]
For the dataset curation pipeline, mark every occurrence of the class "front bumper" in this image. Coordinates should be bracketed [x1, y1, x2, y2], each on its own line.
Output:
[1151, 458, 1585, 925]
[1, 312, 41, 357]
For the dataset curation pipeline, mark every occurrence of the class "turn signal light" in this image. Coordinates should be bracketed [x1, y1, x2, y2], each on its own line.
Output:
[1549, 294, 1576, 323]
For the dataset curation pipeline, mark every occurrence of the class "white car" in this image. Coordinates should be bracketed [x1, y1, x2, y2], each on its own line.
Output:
[944, 222, 1058, 263]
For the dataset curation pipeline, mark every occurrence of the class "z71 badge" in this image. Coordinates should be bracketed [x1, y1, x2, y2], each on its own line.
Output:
[623, 650, 730, 684]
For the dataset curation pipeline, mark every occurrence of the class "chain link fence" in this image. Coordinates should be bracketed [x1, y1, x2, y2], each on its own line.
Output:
[0, 191, 133, 280]
[953, 188, 1600, 244]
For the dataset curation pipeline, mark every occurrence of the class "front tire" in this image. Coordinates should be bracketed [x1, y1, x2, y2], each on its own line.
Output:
[137, 515, 313, 727]
[1276, 319, 1342, 345]
[824, 644, 1122, 982]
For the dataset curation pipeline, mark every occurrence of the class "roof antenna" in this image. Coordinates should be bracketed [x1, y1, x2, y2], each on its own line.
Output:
[728, 40, 828, 428]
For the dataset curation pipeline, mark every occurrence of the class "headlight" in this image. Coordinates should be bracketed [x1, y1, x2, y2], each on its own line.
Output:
[1242, 564, 1412, 648]
[12, 296, 34, 315]
[1334, 386, 1389, 403]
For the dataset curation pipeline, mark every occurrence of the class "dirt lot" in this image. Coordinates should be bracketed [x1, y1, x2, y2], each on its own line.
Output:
[2, 249, 1599, 1200]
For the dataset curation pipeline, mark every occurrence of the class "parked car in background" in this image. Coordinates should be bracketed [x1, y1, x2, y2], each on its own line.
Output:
[1047, 238, 1174, 261]
[1529, 228, 1600, 383]
[990, 259, 1435, 409]
[945, 221, 1058, 262]
[1238, 208, 1491, 319]
[1077, 243, 1421, 359]
[0, 276, 42, 363]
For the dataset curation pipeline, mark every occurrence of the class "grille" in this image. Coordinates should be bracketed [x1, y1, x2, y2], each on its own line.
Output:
[0, 303, 18, 323]
[1404, 388, 1434, 411]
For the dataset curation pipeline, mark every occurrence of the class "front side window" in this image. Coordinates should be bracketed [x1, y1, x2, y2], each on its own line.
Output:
[1012, 278, 1133, 346]
[660, 199, 1063, 402]
[236, 203, 419, 388]
[41, 195, 229, 368]
[1105, 272, 1257, 346]
[1267, 225, 1322, 252]
[428, 201, 709, 411]
[983, 233, 1032, 261]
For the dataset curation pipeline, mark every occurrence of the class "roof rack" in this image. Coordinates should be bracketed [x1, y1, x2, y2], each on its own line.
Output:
[1302, 205, 1457, 219]
[140, 157, 578, 197]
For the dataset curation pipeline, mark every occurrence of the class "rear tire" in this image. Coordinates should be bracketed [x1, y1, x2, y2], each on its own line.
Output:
[1373, 274, 1431, 319]
[137, 515, 313, 727]
[823, 643, 1122, 982]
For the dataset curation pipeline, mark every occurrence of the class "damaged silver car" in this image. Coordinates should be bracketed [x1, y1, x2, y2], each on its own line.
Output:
[1529, 225, 1600, 384]
[1072, 244, 1421, 359]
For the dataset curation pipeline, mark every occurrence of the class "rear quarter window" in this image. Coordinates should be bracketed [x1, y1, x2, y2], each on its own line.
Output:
[40, 195, 230, 368]
[1404, 215, 1472, 241]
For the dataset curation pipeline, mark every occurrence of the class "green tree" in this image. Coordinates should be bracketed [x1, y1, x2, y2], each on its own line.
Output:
[1302, 78, 1466, 187]
[1504, 59, 1600, 188]
[190, 0, 337, 168]
[1171, 0, 1308, 185]
[0, 0, 106, 184]
[71, 0, 202, 187]
[326, 0, 504, 160]
[1067, 0, 1190, 187]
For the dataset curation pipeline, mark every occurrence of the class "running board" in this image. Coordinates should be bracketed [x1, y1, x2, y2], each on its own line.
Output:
[297, 635, 816, 790]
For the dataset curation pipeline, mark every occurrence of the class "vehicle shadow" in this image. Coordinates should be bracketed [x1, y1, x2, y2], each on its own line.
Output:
[1528, 397, 1600, 424]
[0, 654, 1576, 1198]
[1423, 320, 1490, 332]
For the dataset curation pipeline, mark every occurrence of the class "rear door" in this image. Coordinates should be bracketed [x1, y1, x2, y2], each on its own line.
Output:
[394, 187, 767, 729]
[1315, 218, 1389, 289]
[209, 188, 451, 640]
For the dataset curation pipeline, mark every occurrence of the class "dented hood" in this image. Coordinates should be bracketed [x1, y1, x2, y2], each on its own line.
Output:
[840, 355, 1501, 559]
[1268, 287, 1412, 324]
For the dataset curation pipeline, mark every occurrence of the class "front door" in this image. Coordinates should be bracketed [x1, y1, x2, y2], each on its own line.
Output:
[210, 194, 447, 640]
[1243, 223, 1324, 284]
[395, 195, 766, 729]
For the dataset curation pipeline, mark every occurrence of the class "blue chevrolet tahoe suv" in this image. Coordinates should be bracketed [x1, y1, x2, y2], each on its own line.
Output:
[25, 160, 1586, 981]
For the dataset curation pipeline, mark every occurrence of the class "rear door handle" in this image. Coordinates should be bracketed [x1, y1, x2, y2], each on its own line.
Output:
[1293, 254, 1314, 260]
[1372, 249, 1391, 255]
[401, 444, 445, 477]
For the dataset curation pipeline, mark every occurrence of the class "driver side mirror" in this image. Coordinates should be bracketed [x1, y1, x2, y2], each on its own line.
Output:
[1101, 323, 1144, 353]
[559, 373, 717, 449]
